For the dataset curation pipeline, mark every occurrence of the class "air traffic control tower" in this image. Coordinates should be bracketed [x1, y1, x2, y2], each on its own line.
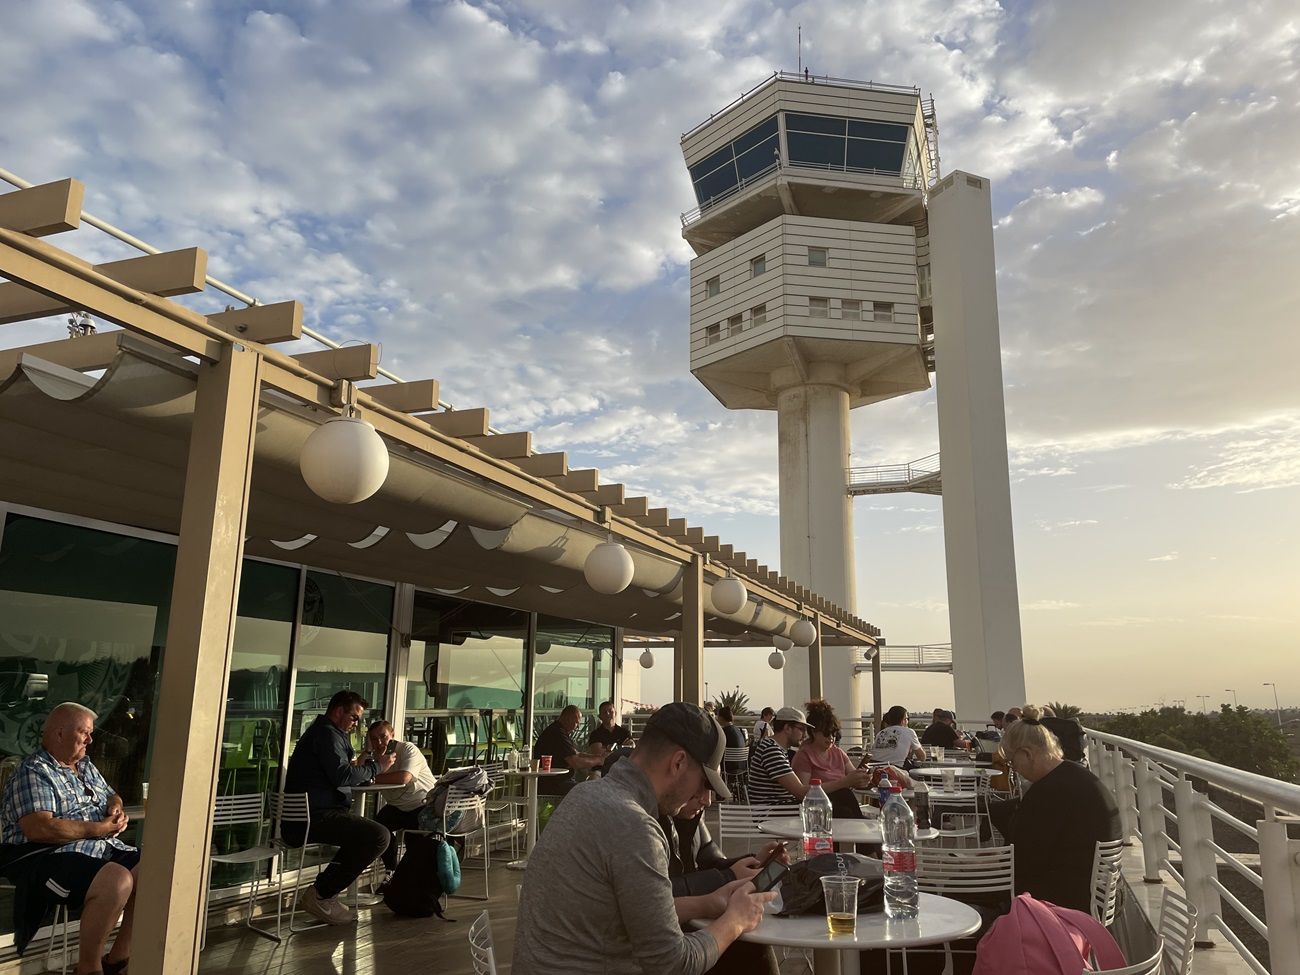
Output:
[680, 73, 1026, 725]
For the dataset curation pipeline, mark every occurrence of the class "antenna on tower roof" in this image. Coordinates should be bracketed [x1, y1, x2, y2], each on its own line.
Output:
[797, 24, 802, 75]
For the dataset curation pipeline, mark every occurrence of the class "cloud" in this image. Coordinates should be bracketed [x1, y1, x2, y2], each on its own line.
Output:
[1147, 553, 1180, 562]
[1036, 519, 1098, 532]
[1024, 600, 1082, 611]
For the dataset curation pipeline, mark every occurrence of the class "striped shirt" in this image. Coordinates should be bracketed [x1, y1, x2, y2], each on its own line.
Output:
[0, 748, 134, 858]
[747, 737, 799, 806]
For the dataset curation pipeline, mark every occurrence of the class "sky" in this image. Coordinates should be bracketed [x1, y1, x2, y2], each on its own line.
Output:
[2, 0, 1298, 715]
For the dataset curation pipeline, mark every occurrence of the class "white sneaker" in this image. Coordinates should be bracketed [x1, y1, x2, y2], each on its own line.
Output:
[299, 885, 354, 925]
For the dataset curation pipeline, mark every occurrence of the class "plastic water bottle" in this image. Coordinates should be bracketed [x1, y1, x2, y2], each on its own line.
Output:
[801, 779, 834, 859]
[881, 785, 919, 918]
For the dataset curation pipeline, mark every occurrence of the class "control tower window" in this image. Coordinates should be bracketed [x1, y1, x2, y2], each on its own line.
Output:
[808, 247, 828, 267]
[751, 303, 767, 327]
[809, 297, 829, 319]
[706, 275, 720, 298]
[728, 314, 744, 337]
[786, 112, 912, 176]
[688, 116, 779, 208]
[841, 299, 861, 321]
[705, 323, 721, 345]
[750, 254, 767, 277]
[873, 301, 895, 322]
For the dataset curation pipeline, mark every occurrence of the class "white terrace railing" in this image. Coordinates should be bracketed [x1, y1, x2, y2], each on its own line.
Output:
[1085, 727, 1300, 975]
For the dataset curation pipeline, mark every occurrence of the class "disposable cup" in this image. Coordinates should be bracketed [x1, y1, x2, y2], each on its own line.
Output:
[530, 758, 541, 772]
[821, 875, 861, 937]
[538, 755, 552, 772]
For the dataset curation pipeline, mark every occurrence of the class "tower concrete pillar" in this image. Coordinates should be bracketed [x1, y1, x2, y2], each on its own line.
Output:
[928, 170, 1026, 720]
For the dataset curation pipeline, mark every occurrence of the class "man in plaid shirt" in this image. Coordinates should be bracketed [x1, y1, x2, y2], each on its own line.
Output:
[0, 703, 138, 975]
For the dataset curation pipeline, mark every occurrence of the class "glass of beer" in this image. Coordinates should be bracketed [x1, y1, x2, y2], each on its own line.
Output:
[821, 875, 861, 937]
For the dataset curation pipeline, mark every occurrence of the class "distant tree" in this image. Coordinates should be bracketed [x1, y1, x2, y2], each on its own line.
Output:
[1099, 705, 1298, 782]
[714, 689, 751, 716]
[1047, 702, 1083, 719]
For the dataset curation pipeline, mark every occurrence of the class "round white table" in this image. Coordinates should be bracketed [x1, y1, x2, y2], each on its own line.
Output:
[757, 817, 940, 846]
[698, 892, 981, 975]
[504, 768, 570, 870]
[349, 782, 406, 906]
[912, 766, 995, 778]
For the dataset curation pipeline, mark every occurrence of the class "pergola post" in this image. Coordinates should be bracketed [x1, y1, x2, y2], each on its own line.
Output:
[872, 652, 883, 733]
[807, 611, 824, 700]
[679, 556, 704, 705]
[132, 346, 262, 975]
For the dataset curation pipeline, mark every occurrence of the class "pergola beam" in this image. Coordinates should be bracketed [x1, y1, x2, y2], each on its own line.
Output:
[363, 378, 441, 414]
[0, 178, 84, 237]
[513, 451, 568, 477]
[463, 431, 532, 459]
[208, 300, 303, 345]
[291, 344, 379, 381]
[422, 407, 489, 437]
[0, 246, 207, 324]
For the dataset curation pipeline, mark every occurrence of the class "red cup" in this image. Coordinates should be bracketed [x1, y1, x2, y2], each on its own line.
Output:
[539, 755, 553, 772]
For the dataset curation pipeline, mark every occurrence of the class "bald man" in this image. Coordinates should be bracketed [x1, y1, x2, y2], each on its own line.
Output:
[0, 703, 137, 975]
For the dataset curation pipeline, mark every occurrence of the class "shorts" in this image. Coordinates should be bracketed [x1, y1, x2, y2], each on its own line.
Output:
[39, 848, 140, 908]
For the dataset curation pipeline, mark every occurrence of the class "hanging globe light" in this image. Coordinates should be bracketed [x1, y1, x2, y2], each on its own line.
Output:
[773, 635, 794, 652]
[768, 650, 786, 670]
[300, 415, 390, 504]
[584, 538, 635, 594]
[710, 575, 748, 615]
[639, 648, 655, 669]
[790, 618, 817, 647]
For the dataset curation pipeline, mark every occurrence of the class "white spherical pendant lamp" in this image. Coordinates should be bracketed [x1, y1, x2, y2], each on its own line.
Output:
[772, 635, 794, 653]
[300, 416, 390, 504]
[710, 576, 748, 615]
[790, 618, 817, 647]
[584, 539, 635, 595]
[639, 648, 655, 669]
[768, 650, 786, 670]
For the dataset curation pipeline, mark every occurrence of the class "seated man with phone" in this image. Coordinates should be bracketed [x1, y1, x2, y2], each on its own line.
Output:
[661, 789, 787, 975]
[363, 720, 438, 884]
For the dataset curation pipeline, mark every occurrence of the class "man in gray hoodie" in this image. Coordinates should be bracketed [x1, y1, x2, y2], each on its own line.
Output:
[513, 702, 772, 975]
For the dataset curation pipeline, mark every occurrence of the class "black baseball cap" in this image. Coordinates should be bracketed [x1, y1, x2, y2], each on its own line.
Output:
[645, 702, 731, 801]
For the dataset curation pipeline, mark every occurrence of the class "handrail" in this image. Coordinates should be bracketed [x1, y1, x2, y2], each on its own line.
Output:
[1086, 726, 1300, 815]
[847, 452, 941, 488]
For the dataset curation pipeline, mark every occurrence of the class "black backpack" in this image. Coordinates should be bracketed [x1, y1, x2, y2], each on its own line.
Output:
[382, 832, 456, 920]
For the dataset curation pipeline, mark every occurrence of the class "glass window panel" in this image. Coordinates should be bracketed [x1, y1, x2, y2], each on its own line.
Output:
[688, 144, 736, 183]
[842, 299, 861, 321]
[809, 297, 830, 318]
[406, 593, 527, 771]
[212, 559, 297, 890]
[847, 120, 909, 142]
[735, 136, 780, 181]
[0, 513, 175, 934]
[705, 276, 720, 298]
[291, 571, 392, 750]
[808, 247, 828, 267]
[873, 302, 895, 322]
[533, 616, 614, 745]
[786, 113, 847, 136]
[693, 161, 740, 205]
[787, 132, 846, 168]
[846, 139, 906, 173]
[751, 303, 767, 327]
[750, 254, 767, 277]
[706, 323, 721, 345]
[732, 116, 779, 156]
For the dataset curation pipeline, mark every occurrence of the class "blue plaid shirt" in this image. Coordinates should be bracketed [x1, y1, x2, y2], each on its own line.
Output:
[0, 748, 136, 858]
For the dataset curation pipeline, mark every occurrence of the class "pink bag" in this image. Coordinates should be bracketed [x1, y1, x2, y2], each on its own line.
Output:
[973, 894, 1127, 975]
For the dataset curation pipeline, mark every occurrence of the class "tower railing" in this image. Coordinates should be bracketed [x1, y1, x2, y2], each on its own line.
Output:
[1085, 726, 1300, 975]
[846, 453, 941, 496]
[681, 160, 925, 228]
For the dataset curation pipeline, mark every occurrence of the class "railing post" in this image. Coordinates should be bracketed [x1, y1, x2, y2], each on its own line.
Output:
[1174, 775, 1221, 947]
[1111, 748, 1134, 843]
[1259, 813, 1300, 975]
[1135, 758, 1166, 882]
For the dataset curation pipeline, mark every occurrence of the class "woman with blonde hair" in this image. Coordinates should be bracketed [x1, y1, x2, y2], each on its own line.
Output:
[998, 705, 1119, 911]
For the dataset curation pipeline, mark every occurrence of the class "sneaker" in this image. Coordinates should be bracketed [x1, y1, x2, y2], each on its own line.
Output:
[299, 885, 354, 925]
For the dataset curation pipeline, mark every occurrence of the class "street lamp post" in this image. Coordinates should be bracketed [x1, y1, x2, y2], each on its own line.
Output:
[1264, 682, 1282, 728]
[1226, 688, 1238, 707]
[1196, 695, 1210, 713]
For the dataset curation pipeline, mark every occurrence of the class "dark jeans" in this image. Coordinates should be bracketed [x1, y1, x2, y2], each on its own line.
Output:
[374, 804, 424, 872]
[284, 808, 390, 900]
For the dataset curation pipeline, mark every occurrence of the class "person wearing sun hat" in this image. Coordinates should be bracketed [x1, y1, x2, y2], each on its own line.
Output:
[513, 702, 772, 975]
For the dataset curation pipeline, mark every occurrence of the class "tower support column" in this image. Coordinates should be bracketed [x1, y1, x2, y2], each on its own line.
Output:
[775, 376, 857, 734]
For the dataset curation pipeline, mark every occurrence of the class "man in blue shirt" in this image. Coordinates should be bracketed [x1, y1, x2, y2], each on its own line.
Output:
[283, 690, 394, 925]
[0, 702, 137, 975]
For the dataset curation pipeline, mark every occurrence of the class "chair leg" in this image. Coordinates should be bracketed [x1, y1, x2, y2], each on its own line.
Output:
[244, 868, 284, 944]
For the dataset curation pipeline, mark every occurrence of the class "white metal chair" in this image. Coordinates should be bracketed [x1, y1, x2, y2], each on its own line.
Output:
[925, 775, 992, 847]
[468, 909, 498, 974]
[201, 792, 282, 948]
[1090, 838, 1126, 926]
[481, 762, 524, 860]
[1095, 939, 1164, 975]
[717, 803, 795, 848]
[0, 878, 69, 974]
[904, 845, 1015, 971]
[722, 747, 750, 803]
[443, 788, 491, 901]
[270, 791, 335, 933]
[1158, 888, 1197, 975]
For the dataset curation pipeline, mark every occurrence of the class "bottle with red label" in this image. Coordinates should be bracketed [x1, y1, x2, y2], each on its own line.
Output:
[801, 778, 834, 858]
[881, 784, 919, 918]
